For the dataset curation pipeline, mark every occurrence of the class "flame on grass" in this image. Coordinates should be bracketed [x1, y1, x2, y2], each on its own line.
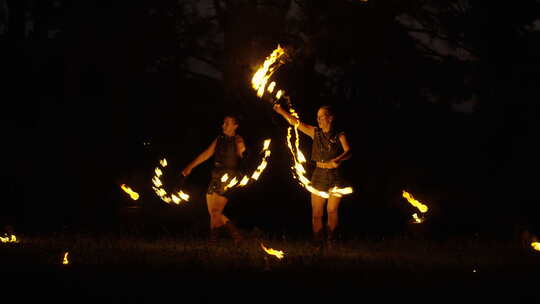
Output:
[0, 234, 18, 243]
[63, 252, 69, 265]
[261, 243, 285, 259]
[221, 139, 272, 191]
[120, 184, 139, 200]
[402, 190, 428, 223]
[152, 158, 190, 205]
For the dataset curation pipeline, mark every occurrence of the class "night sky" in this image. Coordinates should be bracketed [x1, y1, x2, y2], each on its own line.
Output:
[1, 1, 540, 240]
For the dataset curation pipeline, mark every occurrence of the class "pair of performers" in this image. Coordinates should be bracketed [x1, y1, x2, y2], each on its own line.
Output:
[181, 104, 351, 245]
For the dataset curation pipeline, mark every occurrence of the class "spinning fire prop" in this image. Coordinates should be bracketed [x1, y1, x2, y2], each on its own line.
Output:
[251, 45, 353, 198]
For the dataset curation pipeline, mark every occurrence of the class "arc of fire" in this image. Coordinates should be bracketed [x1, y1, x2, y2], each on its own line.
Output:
[152, 158, 191, 205]
[222, 138, 272, 191]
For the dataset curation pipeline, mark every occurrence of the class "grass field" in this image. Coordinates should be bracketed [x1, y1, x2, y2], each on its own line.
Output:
[1, 231, 539, 302]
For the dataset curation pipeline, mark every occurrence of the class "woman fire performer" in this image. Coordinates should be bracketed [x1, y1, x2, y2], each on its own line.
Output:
[181, 114, 246, 244]
[273, 104, 352, 245]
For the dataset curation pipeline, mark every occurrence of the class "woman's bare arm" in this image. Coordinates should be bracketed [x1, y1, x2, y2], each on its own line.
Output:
[235, 135, 246, 158]
[181, 138, 217, 176]
[328, 133, 352, 168]
[273, 104, 315, 139]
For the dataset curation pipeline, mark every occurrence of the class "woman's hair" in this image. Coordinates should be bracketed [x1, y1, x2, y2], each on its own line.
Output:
[319, 105, 336, 118]
[224, 112, 242, 126]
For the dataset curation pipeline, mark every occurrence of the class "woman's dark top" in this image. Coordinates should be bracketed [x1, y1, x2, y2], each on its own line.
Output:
[311, 127, 345, 163]
[214, 134, 240, 169]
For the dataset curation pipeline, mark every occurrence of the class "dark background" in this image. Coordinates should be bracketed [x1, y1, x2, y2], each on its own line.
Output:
[1, 0, 539, 240]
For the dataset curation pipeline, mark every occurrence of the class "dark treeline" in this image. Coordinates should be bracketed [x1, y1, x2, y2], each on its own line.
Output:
[1, 0, 539, 239]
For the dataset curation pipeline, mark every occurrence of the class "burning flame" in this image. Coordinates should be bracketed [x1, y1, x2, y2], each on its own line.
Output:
[261, 243, 285, 259]
[412, 213, 424, 224]
[402, 191, 429, 213]
[251, 45, 286, 98]
[532, 242, 540, 251]
[152, 158, 191, 205]
[219, 139, 272, 191]
[120, 184, 139, 200]
[63, 252, 69, 265]
[402, 190, 428, 223]
[0, 234, 18, 243]
[250, 45, 353, 199]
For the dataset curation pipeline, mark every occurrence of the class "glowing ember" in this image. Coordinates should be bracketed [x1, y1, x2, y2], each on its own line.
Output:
[152, 158, 191, 205]
[0, 234, 18, 243]
[63, 252, 69, 265]
[120, 184, 140, 200]
[532, 242, 540, 251]
[251, 45, 286, 98]
[261, 243, 285, 259]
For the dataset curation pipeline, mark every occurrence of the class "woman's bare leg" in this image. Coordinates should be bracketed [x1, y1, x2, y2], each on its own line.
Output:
[206, 193, 229, 229]
[311, 193, 326, 240]
[327, 195, 342, 233]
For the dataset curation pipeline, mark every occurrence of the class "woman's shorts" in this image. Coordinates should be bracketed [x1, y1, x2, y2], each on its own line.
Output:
[310, 167, 345, 192]
[207, 168, 240, 196]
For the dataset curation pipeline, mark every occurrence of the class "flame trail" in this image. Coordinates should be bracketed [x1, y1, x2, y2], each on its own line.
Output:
[221, 139, 272, 191]
[120, 184, 140, 200]
[251, 45, 286, 98]
[152, 158, 191, 205]
[63, 252, 69, 265]
[261, 243, 285, 259]
[0, 234, 18, 243]
[402, 190, 428, 223]
[250, 45, 353, 198]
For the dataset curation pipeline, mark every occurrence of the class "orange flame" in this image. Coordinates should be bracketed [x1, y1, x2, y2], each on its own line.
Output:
[120, 184, 140, 200]
[532, 242, 540, 251]
[402, 191, 429, 213]
[261, 243, 285, 259]
[251, 45, 286, 98]
[220, 139, 272, 191]
[402, 190, 428, 223]
[63, 252, 69, 265]
[152, 158, 191, 205]
[0, 234, 18, 243]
